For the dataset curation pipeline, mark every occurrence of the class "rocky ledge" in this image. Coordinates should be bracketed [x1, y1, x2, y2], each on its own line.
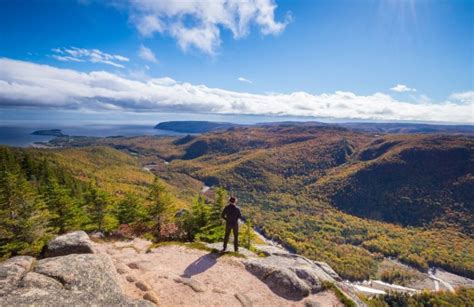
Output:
[0, 231, 152, 306]
[1, 232, 364, 306]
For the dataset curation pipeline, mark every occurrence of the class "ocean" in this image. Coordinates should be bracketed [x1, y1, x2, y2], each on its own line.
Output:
[0, 124, 184, 147]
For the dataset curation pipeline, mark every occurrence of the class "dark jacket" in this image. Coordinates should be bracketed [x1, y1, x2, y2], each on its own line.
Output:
[221, 204, 242, 225]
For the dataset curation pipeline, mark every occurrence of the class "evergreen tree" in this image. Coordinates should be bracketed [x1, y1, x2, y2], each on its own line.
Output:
[0, 170, 51, 258]
[210, 187, 227, 226]
[115, 193, 145, 225]
[43, 178, 83, 233]
[192, 194, 209, 229]
[181, 194, 212, 241]
[85, 182, 116, 233]
[242, 219, 255, 249]
[147, 178, 175, 240]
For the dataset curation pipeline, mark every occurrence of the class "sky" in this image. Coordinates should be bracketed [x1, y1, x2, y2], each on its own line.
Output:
[0, 0, 472, 124]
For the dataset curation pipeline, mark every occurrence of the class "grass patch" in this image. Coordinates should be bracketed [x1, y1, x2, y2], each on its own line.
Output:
[322, 281, 356, 307]
[146, 240, 247, 258]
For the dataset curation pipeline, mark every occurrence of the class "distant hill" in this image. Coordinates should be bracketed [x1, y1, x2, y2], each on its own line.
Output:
[339, 122, 474, 134]
[154, 120, 474, 135]
[154, 121, 241, 133]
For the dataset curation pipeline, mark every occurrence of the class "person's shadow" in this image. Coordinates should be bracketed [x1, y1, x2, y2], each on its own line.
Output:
[181, 253, 222, 278]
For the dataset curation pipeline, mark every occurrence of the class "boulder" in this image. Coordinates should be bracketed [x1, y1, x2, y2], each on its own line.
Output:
[1, 253, 153, 306]
[33, 254, 121, 294]
[0, 256, 35, 296]
[44, 231, 94, 257]
[244, 260, 310, 300]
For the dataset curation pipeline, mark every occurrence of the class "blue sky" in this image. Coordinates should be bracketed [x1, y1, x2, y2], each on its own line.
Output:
[0, 0, 472, 124]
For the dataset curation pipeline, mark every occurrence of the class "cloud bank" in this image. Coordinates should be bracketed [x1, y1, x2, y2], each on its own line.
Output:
[51, 47, 129, 68]
[0, 58, 472, 123]
[124, 0, 291, 55]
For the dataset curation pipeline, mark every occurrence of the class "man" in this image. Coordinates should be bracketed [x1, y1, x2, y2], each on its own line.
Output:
[221, 196, 242, 252]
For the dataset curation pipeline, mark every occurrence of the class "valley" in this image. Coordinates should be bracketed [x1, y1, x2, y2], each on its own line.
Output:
[34, 122, 474, 282]
[1, 121, 473, 306]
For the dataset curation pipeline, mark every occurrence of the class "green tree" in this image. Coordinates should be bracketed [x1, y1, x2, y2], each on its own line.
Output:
[192, 194, 209, 229]
[115, 193, 145, 225]
[0, 170, 51, 258]
[210, 187, 227, 226]
[181, 194, 210, 241]
[43, 178, 83, 233]
[147, 178, 175, 240]
[85, 182, 116, 233]
[193, 188, 228, 242]
[241, 219, 255, 249]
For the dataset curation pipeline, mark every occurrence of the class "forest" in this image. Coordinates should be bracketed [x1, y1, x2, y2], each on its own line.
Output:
[0, 146, 253, 260]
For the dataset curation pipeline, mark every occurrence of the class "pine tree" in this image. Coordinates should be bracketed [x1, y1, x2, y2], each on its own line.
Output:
[43, 178, 83, 233]
[192, 194, 209, 229]
[242, 219, 255, 249]
[147, 178, 175, 240]
[115, 193, 145, 225]
[210, 187, 227, 226]
[0, 170, 51, 258]
[84, 181, 115, 233]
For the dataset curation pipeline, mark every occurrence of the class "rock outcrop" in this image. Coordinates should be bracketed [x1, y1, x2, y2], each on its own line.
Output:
[0, 232, 152, 306]
[244, 244, 365, 306]
[0, 256, 35, 296]
[44, 230, 94, 257]
[243, 253, 327, 300]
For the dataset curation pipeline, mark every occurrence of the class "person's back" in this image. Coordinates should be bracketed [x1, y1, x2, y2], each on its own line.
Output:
[222, 203, 241, 225]
[221, 197, 242, 252]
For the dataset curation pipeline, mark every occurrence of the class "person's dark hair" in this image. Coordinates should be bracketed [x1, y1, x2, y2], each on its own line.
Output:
[229, 196, 237, 204]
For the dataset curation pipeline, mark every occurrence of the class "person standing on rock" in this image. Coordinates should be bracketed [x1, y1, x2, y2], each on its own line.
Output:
[221, 196, 242, 252]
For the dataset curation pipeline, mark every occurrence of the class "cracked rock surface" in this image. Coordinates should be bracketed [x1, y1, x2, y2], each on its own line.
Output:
[0, 233, 152, 307]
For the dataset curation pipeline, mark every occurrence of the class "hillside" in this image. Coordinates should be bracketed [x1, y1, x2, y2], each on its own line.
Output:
[43, 125, 474, 281]
[314, 135, 474, 233]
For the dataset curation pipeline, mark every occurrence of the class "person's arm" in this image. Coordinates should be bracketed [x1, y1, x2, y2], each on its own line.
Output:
[221, 206, 227, 221]
[237, 207, 242, 221]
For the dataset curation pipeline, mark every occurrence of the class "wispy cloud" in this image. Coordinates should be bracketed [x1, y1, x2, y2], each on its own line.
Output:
[0, 58, 472, 123]
[449, 91, 474, 104]
[124, 0, 291, 55]
[138, 45, 158, 63]
[51, 47, 129, 68]
[237, 77, 252, 84]
[390, 84, 416, 92]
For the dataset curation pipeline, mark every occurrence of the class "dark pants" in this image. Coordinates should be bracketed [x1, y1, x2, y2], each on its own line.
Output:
[223, 222, 239, 251]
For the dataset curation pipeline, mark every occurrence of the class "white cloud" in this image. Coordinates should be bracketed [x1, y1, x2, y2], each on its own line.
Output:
[390, 84, 416, 92]
[138, 45, 158, 63]
[238, 77, 252, 84]
[449, 91, 474, 104]
[125, 0, 291, 55]
[51, 47, 129, 68]
[0, 58, 472, 123]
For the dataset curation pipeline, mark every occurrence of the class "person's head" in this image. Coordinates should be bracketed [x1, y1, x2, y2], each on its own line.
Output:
[229, 196, 237, 204]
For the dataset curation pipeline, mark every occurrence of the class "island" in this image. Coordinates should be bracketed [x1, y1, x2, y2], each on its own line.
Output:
[31, 129, 67, 137]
